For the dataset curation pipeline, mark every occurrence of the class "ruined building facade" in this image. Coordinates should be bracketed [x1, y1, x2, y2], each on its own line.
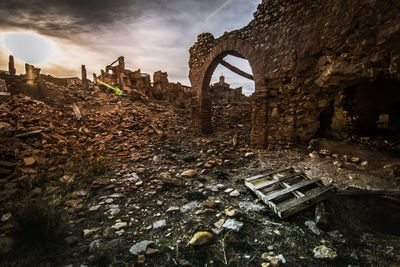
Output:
[96, 56, 152, 94]
[189, 0, 400, 148]
[95, 57, 192, 102]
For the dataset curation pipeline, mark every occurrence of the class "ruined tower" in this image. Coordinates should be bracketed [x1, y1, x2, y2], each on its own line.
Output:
[8, 55, 16, 76]
[25, 63, 40, 85]
[81, 65, 89, 89]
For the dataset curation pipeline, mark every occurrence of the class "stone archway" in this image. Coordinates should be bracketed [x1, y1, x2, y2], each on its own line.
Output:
[189, 37, 268, 148]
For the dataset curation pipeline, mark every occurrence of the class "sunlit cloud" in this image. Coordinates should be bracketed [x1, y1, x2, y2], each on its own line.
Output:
[2, 32, 53, 65]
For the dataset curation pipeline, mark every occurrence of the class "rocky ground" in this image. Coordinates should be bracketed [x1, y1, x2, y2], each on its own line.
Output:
[1, 83, 400, 266]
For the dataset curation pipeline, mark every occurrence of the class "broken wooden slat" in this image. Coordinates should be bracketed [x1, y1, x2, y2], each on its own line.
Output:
[278, 177, 307, 198]
[14, 130, 43, 138]
[245, 180, 279, 213]
[245, 168, 336, 218]
[245, 167, 294, 182]
[277, 185, 336, 218]
[254, 172, 302, 190]
[71, 103, 82, 120]
[266, 178, 320, 201]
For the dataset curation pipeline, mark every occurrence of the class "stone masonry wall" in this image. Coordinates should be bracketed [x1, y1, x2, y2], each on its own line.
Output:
[189, 0, 400, 147]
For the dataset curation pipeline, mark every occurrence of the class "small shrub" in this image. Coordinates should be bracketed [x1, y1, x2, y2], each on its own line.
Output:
[67, 151, 110, 188]
[165, 154, 177, 161]
[21, 167, 49, 191]
[183, 155, 196, 163]
[89, 251, 113, 267]
[212, 170, 229, 180]
[12, 199, 68, 251]
[168, 146, 181, 153]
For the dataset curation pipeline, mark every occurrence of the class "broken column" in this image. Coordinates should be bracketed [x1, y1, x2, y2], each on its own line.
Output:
[116, 56, 125, 87]
[25, 63, 40, 85]
[100, 69, 105, 82]
[81, 65, 89, 89]
[118, 56, 125, 70]
[8, 55, 16, 76]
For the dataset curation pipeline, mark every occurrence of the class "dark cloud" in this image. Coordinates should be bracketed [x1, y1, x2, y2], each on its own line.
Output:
[0, 0, 139, 36]
[0, 0, 224, 36]
[0, 0, 259, 92]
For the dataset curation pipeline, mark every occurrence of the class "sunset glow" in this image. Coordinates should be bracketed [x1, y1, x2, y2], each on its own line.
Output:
[2, 32, 53, 65]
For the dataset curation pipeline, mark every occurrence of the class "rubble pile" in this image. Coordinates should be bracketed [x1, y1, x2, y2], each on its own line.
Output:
[0, 87, 190, 202]
[0, 79, 399, 266]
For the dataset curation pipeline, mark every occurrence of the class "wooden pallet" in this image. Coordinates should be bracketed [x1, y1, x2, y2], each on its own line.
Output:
[245, 168, 336, 218]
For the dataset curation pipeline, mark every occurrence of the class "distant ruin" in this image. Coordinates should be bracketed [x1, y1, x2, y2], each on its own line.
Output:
[24, 63, 41, 85]
[94, 56, 193, 103]
[2, 55, 198, 105]
[189, 0, 400, 148]
[209, 75, 247, 104]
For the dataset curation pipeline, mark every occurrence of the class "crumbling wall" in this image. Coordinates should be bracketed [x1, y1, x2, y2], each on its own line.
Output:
[95, 58, 193, 104]
[189, 0, 400, 147]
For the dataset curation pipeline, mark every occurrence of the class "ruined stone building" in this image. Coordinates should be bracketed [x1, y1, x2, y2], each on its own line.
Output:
[95, 57, 192, 103]
[153, 71, 192, 102]
[209, 75, 247, 103]
[95, 56, 152, 93]
[0, 57, 87, 102]
[189, 0, 400, 148]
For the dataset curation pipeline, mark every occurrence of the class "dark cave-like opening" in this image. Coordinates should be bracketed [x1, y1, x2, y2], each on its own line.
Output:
[346, 79, 400, 135]
[320, 79, 400, 150]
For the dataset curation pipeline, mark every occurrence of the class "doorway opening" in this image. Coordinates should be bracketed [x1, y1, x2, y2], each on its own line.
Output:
[209, 55, 255, 144]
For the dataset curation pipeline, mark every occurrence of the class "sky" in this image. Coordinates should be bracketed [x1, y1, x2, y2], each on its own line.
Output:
[0, 0, 259, 95]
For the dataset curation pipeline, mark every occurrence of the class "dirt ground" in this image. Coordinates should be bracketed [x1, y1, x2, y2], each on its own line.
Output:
[1, 83, 400, 266]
